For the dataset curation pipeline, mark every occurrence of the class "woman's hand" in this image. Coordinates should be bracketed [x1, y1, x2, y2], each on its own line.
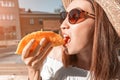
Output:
[21, 38, 53, 80]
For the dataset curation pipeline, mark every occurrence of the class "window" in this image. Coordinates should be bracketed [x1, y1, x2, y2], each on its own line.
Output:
[10, 14, 14, 20]
[39, 19, 43, 25]
[8, 1, 12, 7]
[2, 14, 5, 20]
[0, 15, 2, 20]
[11, 2, 15, 7]
[1, 1, 4, 7]
[6, 14, 10, 20]
[4, 1, 8, 7]
[30, 18, 34, 25]
[0, 14, 15, 21]
[0, 1, 15, 7]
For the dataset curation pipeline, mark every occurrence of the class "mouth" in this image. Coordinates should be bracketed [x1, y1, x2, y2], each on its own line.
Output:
[63, 35, 71, 45]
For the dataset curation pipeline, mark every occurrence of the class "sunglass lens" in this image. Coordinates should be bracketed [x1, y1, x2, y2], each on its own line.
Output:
[69, 9, 80, 24]
[60, 9, 86, 24]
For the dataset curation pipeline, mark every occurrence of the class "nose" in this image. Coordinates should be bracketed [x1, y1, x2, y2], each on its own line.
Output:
[60, 19, 70, 30]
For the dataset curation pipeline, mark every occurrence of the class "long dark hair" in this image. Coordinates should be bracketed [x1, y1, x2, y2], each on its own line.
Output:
[90, 1, 120, 80]
[62, 1, 120, 80]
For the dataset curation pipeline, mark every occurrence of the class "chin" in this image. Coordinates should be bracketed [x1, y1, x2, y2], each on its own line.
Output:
[68, 47, 82, 55]
[67, 49, 76, 55]
[66, 45, 80, 55]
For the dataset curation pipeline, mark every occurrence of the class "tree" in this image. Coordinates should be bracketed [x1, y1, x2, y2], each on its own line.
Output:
[54, 5, 65, 13]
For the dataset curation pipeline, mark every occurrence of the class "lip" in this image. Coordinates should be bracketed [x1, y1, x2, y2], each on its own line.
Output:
[63, 34, 71, 45]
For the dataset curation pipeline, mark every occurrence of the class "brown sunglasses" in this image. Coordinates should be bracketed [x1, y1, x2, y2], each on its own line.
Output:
[60, 8, 95, 24]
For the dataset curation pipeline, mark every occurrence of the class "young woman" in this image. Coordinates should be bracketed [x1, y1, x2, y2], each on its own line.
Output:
[21, 0, 120, 80]
[60, 0, 120, 80]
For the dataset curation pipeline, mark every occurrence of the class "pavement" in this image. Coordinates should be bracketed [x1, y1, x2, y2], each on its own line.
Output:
[0, 45, 23, 63]
[0, 44, 28, 80]
[0, 75, 28, 80]
[0, 45, 17, 54]
[0, 63, 27, 74]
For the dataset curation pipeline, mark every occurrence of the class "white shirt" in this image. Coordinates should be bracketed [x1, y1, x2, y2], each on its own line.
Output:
[53, 66, 90, 80]
[40, 57, 63, 80]
[40, 57, 90, 80]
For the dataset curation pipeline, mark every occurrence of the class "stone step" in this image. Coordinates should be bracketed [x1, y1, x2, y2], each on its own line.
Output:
[0, 64, 28, 75]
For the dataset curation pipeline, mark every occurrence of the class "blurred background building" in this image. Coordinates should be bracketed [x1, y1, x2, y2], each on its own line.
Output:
[20, 9, 61, 38]
[0, 0, 61, 41]
[0, 0, 21, 40]
[0, 0, 61, 79]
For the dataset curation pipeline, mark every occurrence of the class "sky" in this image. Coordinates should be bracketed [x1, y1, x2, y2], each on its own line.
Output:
[18, 0, 63, 13]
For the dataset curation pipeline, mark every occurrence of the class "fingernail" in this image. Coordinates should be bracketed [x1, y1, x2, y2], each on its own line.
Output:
[39, 38, 46, 45]
[30, 39, 35, 42]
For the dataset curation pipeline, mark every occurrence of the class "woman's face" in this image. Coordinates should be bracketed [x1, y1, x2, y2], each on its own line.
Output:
[60, 0, 95, 55]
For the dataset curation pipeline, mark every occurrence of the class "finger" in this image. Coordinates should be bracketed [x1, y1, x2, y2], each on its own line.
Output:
[23, 57, 33, 65]
[31, 60, 43, 70]
[32, 46, 53, 69]
[35, 38, 49, 56]
[40, 37, 48, 45]
[36, 41, 53, 61]
[31, 42, 53, 68]
[36, 42, 52, 59]
[22, 39, 35, 60]
[26, 38, 49, 66]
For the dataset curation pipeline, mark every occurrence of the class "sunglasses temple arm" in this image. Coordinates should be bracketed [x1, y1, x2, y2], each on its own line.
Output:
[87, 13, 95, 19]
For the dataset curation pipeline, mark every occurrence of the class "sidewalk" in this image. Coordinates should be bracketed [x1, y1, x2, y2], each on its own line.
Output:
[0, 45, 17, 54]
[0, 75, 28, 80]
[0, 64, 28, 80]
[0, 64, 27, 75]
[0, 40, 19, 47]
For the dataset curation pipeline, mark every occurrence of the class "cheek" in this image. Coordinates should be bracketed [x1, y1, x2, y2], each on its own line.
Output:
[72, 31, 88, 49]
[71, 21, 94, 48]
[75, 19, 95, 40]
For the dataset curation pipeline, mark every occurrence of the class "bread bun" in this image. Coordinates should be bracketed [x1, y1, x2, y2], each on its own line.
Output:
[15, 31, 64, 55]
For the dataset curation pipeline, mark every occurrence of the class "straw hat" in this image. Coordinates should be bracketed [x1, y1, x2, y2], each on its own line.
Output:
[61, 0, 120, 36]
